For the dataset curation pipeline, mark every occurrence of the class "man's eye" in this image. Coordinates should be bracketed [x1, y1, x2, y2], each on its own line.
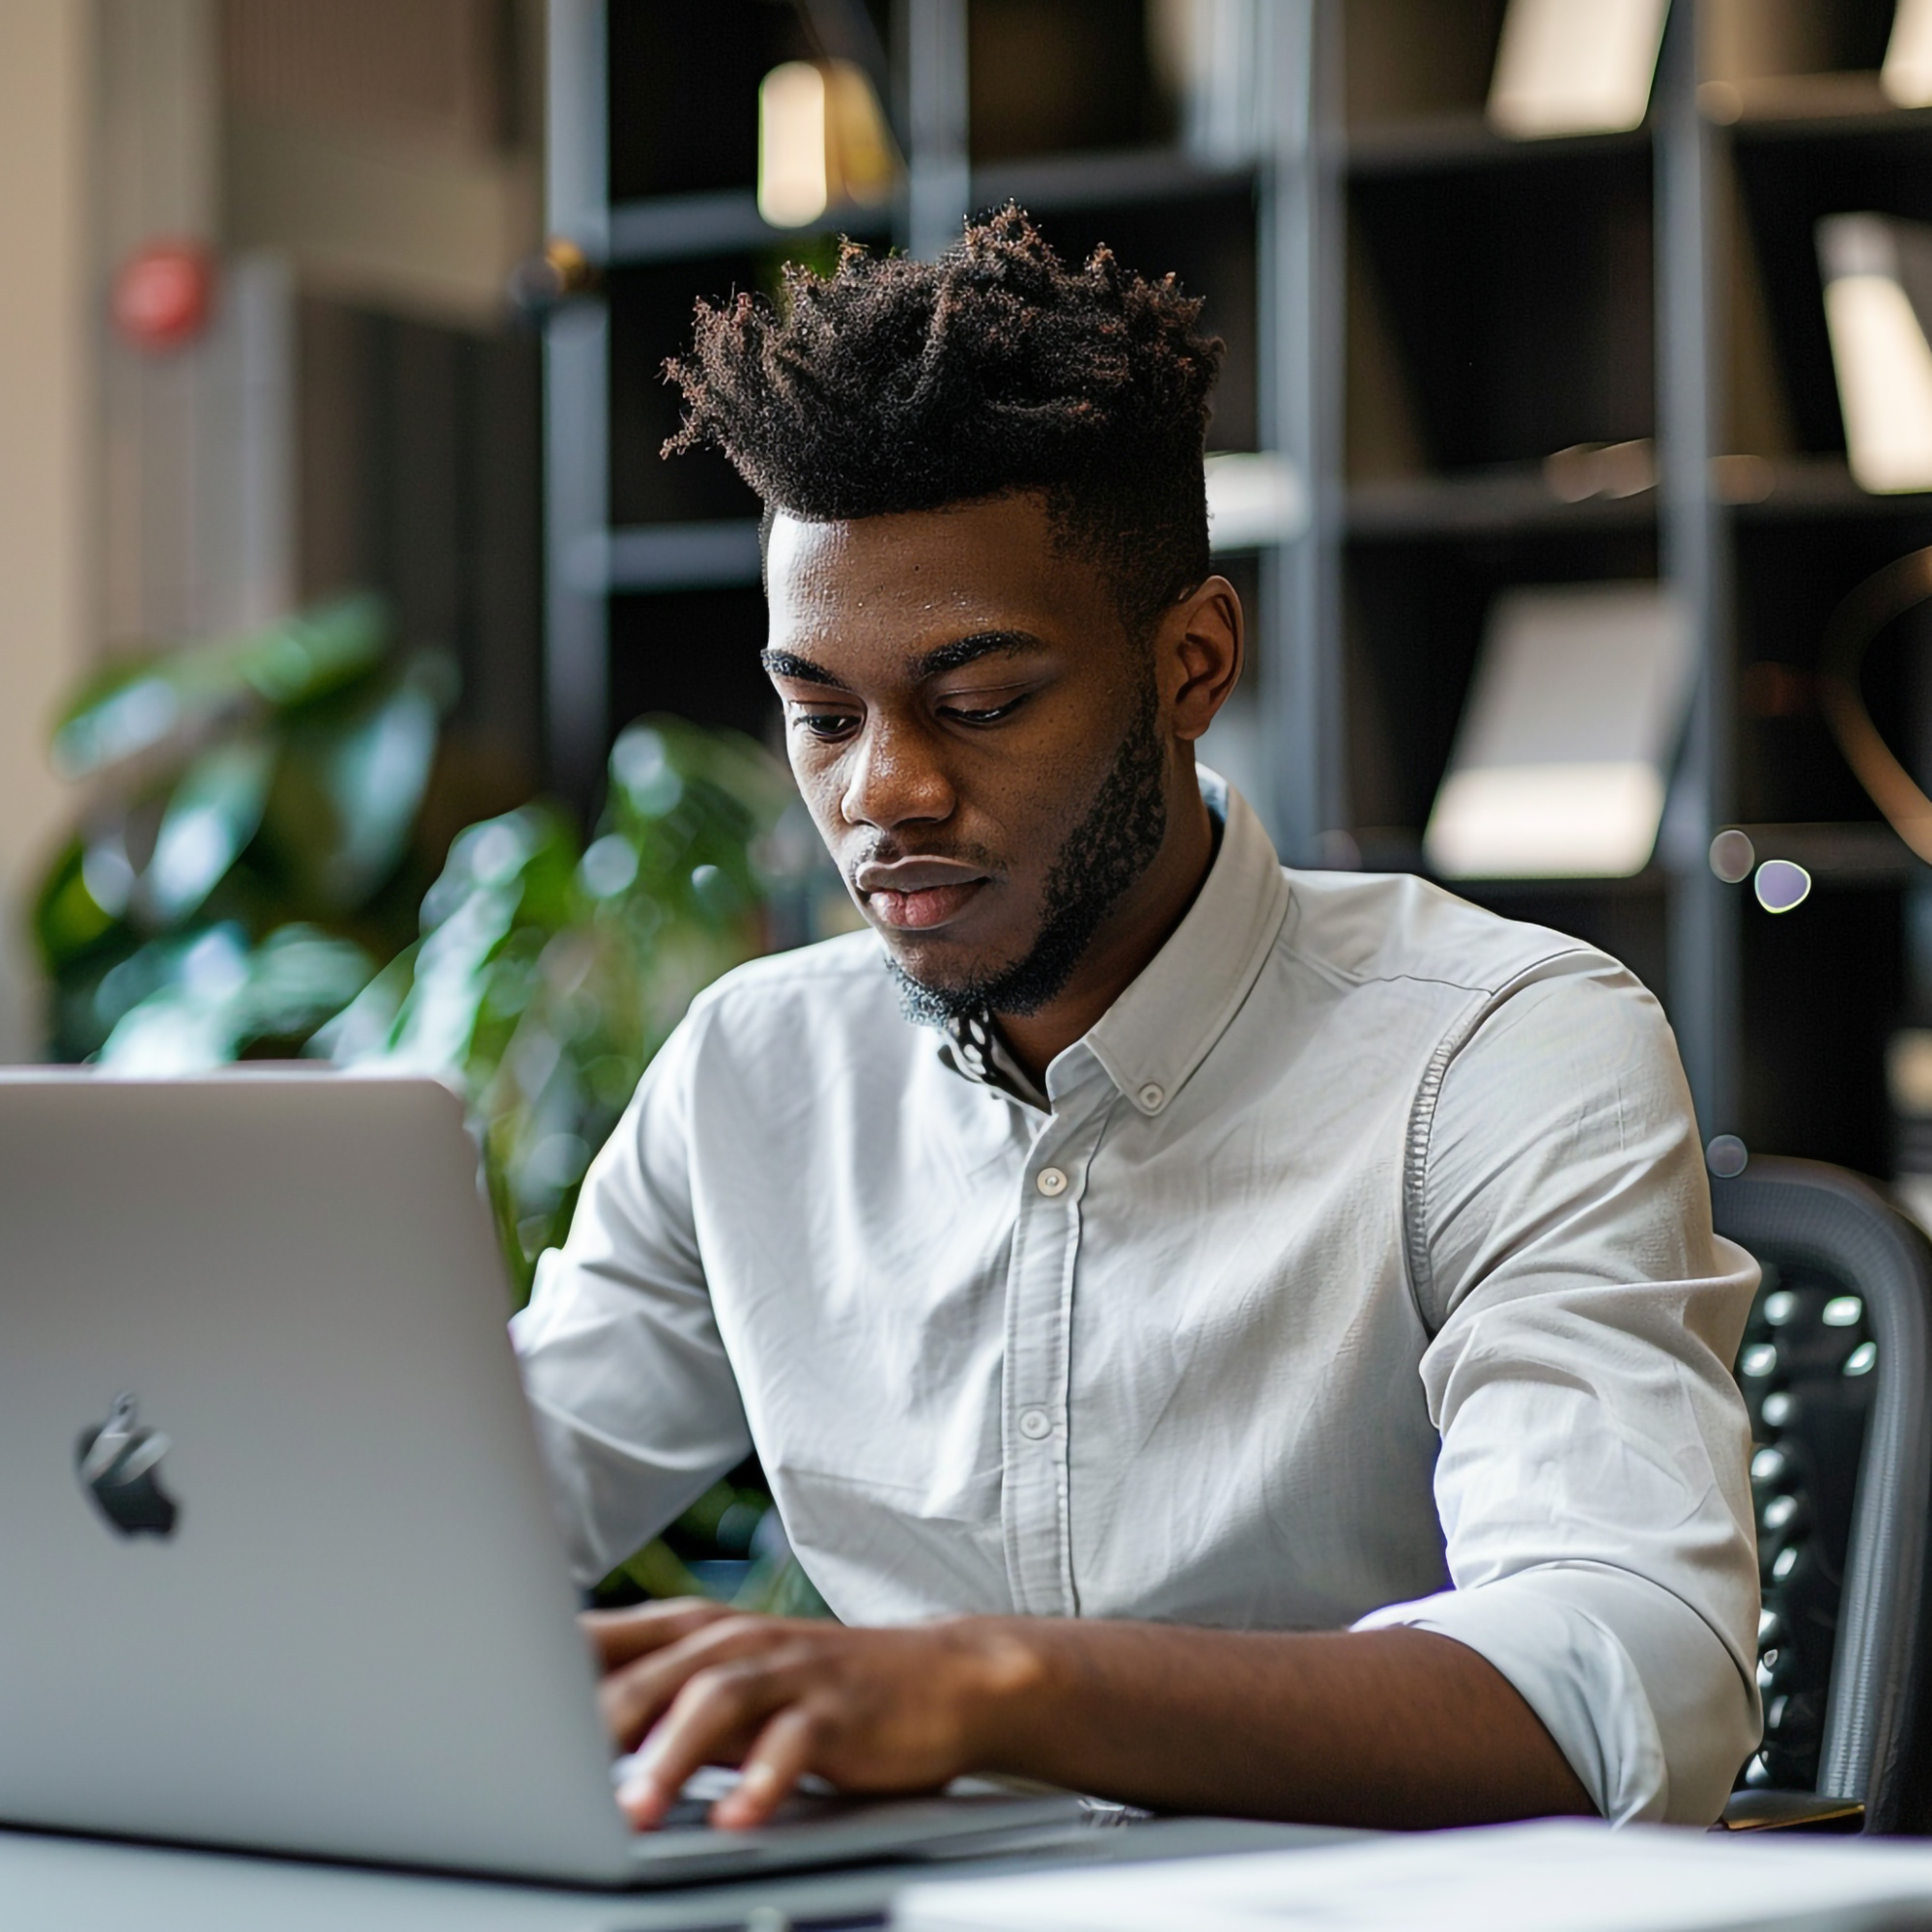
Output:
[942, 696, 1026, 726]
[794, 709, 859, 740]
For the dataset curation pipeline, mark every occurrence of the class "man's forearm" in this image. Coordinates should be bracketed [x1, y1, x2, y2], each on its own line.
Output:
[962, 1619, 1596, 1829]
[588, 1601, 1598, 1831]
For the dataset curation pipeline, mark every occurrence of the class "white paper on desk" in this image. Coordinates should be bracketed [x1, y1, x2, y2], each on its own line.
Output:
[892, 1818, 1932, 1932]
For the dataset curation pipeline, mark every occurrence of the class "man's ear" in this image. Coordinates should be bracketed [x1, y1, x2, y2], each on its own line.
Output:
[1162, 577, 1244, 744]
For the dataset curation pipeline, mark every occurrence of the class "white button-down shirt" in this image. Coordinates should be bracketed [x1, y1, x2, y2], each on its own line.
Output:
[512, 775, 1762, 1827]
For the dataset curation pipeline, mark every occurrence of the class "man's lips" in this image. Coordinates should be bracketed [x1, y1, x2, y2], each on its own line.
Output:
[867, 880, 986, 930]
[852, 858, 991, 932]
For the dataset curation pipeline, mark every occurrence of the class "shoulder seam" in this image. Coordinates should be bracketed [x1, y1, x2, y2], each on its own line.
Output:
[1399, 948, 1637, 1333]
[1402, 988, 1497, 1337]
[1283, 935, 1594, 999]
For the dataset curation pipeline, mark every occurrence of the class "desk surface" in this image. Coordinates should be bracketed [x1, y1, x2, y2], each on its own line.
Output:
[0, 1816, 1336, 1932]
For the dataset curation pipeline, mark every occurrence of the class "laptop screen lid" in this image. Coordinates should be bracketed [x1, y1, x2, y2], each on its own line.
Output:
[0, 1072, 641, 1886]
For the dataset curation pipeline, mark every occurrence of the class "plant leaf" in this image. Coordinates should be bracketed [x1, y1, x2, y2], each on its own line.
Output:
[137, 738, 277, 926]
[259, 652, 455, 913]
[97, 924, 376, 1074]
[52, 597, 388, 780]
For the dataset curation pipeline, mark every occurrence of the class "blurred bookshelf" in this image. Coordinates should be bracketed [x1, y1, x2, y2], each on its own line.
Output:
[540, 0, 1326, 905]
[1336, 0, 1932, 1182]
[540, 0, 1932, 1179]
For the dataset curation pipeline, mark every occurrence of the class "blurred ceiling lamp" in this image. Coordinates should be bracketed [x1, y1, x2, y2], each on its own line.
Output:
[1425, 582, 1692, 879]
[1205, 453, 1308, 551]
[1885, 0, 1932, 107]
[1818, 214, 1932, 496]
[758, 59, 899, 230]
[1487, 0, 1670, 139]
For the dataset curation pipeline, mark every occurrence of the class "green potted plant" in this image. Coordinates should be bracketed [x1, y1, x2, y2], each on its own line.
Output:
[34, 599, 826, 1611]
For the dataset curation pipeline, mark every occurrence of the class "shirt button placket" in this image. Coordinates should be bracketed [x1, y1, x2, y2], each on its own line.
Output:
[1004, 1117, 1095, 1620]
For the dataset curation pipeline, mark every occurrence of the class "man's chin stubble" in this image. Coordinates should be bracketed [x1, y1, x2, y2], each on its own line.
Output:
[885, 670, 1168, 1027]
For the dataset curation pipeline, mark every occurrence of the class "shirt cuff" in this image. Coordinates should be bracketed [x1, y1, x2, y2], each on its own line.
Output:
[1351, 1562, 1759, 1826]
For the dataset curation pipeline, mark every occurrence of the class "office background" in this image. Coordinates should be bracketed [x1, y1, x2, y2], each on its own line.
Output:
[6, 0, 1932, 1285]
[10, 0, 1932, 1812]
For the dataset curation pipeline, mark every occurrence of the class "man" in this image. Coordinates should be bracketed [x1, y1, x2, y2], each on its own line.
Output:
[511, 209, 1760, 1834]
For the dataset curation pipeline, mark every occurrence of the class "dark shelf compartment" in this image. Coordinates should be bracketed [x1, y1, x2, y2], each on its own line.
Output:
[1734, 511, 1932, 828]
[1343, 525, 1660, 839]
[606, 255, 773, 531]
[1350, 144, 1654, 471]
[607, 1, 824, 204]
[1732, 119, 1932, 461]
[1742, 876, 1905, 1178]
[1340, 0, 1508, 136]
[608, 585, 779, 750]
[968, 0, 1173, 164]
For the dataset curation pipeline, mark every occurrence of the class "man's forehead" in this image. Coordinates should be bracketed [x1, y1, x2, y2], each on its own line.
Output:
[765, 497, 1105, 642]
[764, 511, 867, 594]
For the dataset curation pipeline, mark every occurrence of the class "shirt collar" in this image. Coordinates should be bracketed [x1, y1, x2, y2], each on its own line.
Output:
[931, 769, 1292, 1118]
[936, 1007, 1050, 1110]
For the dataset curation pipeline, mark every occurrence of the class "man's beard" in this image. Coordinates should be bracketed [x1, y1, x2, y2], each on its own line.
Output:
[889, 667, 1169, 1025]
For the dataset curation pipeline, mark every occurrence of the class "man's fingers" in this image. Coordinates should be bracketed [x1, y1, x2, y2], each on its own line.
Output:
[710, 1707, 824, 1829]
[598, 1617, 809, 1749]
[600, 1660, 686, 1753]
[581, 1597, 735, 1672]
[616, 1659, 801, 1829]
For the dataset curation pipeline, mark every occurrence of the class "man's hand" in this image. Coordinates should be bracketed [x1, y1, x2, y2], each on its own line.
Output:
[582, 1603, 1597, 1833]
[583, 1600, 1042, 1830]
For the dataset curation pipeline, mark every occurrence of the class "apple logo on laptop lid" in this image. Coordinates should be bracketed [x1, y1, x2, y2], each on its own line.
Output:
[76, 1392, 180, 1538]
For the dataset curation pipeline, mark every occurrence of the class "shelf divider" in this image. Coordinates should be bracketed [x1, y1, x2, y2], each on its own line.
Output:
[1657, 0, 1740, 1141]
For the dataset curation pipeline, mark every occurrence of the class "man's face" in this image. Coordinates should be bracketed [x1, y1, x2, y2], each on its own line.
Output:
[762, 493, 1177, 1018]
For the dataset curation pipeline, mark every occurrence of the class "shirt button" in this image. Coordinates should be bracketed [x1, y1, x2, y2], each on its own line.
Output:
[1138, 1083, 1165, 1111]
[1036, 1166, 1068, 1197]
[1018, 1408, 1052, 1440]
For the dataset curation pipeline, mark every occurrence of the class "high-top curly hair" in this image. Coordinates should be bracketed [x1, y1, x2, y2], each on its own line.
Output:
[663, 206, 1224, 638]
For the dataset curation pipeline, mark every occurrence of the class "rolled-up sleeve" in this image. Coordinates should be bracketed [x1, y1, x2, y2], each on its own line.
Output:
[510, 1001, 752, 1585]
[1352, 955, 1762, 1826]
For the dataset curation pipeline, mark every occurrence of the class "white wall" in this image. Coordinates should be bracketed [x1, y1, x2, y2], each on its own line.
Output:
[0, 0, 94, 1061]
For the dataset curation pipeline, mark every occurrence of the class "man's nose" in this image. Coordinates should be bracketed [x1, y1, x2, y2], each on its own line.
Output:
[839, 721, 954, 831]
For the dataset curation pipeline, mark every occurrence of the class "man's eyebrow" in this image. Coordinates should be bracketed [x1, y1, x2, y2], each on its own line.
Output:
[911, 631, 1046, 681]
[759, 649, 844, 686]
[761, 632, 1048, 689]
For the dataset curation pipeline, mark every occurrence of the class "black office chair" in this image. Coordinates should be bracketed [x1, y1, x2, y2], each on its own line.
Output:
[1711, 1158, 1932, 1834]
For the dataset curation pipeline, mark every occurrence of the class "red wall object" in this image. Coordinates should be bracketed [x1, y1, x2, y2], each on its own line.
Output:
[112, 242, 216, 351]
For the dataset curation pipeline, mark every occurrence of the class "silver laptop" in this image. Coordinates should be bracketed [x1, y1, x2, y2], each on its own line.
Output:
[0, 1072, 1085, 1888]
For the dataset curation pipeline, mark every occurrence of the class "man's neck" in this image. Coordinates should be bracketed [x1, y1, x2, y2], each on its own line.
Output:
[994, 782, 1218, 1086]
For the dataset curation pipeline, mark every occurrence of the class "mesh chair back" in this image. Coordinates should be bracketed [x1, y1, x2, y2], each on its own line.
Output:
[1713, 1158, 1932, 1833]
